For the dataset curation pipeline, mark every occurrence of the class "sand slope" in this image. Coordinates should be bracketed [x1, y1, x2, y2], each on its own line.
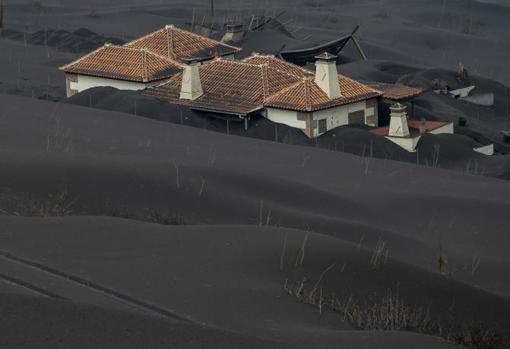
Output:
[0, 217, 480, 349]
[1, 0, 510, 346]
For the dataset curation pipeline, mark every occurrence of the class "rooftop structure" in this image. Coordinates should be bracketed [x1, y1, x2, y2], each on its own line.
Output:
[145, 52, 383, 137]
[364, 82, 422, 102]
[60, 44, 183, 83]
[145, 56, 305, 115]
[125, 24, 241, 61]
[370, 103, 453, 152]
[59, 25, 241, 97]
[59, 24, 428, 141]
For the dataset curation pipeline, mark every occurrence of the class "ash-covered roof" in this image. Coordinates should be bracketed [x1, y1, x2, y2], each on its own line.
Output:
[365, 82, 422, 101]
[59, 44, 184, 82]
[124, 25, 241, 61]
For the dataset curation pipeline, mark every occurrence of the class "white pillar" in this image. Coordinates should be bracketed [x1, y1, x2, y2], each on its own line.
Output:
[388, 103, 410, 137]
[180, 59, 203, 100]
[314, 52, 341, 99]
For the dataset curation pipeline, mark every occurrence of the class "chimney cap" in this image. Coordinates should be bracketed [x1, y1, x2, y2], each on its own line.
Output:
[226, 22, 243, 32]
[315, 51, 338, 62]
[390, 102, 406, 111]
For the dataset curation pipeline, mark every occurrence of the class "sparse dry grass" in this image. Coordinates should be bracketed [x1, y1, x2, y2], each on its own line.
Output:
[447, 325, 503, 349]
[0, 188, 75, 217]
[280, 235, 505, 349]
[284, 278, 504, 348]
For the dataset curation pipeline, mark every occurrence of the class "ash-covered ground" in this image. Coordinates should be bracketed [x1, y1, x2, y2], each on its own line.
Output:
[0, 1, 509, 348]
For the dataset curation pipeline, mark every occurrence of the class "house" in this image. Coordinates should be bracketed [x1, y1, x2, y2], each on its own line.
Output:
[59, 24, 428, 140]
[145, 52, 417, 137]
[370, 103, 454, 152]
[60, 25, 241, 97]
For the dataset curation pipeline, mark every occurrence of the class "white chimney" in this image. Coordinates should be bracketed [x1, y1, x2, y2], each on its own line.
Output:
[221, 22, 244, 43]
[388, 103, 410, 137]
[314, 52, 341, 99]
[180, 57, 203, 100]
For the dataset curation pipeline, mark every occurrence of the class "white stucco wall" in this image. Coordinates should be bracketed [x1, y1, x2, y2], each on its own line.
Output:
[385, 135, 420, 152]
[312, 100, 375, 136]
[473, 144, 494, 156]
[70, 75, 147, 95]
[266, 108, 305, 129]
[429, 123, 454, 135]
[265, 99, 377, 138]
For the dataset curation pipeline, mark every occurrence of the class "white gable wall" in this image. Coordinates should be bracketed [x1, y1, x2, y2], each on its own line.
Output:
[429, 122, 454, 135]
[265, 99, 377, 138]
[266, 108, 305, 129]
[314, 100, 365, 126]
[67, 74, 148, 97]
[312, 100, 375, 137]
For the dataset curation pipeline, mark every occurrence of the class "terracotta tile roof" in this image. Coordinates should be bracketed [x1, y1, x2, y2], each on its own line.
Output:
[59, 44, 183, 82]
[407, 120, 450, 131]
[365, 82, 422, 100]
[370, 120, 451, 137]
[146, 55, 380, 114]
[145, 58, 302, 114]
[242, 53, 313, 78]
[124, 25, 241, 61]
[264, 75, 381, 112]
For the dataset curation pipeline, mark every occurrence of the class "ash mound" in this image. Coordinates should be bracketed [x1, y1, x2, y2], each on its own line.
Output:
[65, 87, 510, 179]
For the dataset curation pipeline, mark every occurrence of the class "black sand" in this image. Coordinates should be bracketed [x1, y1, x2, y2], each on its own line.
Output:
[1, 0, 509, 347]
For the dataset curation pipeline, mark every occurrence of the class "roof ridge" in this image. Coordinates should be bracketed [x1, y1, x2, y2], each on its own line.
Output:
[304, 79, 312, 111]
[243, 53, 314, 77]
[144, 49, 185, 67]
[264, 65, 305, 80]
[210, 58, 266, 69]
[166, 25, 174, 59]
[264, 79, 304, 102]
[338, 73, 382, 95]
[141, 49, 148, 82]
[260, 64, 269, 102]
[98, 41, 184, 67]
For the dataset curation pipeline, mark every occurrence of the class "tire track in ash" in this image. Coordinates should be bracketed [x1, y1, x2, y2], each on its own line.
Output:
[0, 272, 68, 300]
[0, 250, 193, 323]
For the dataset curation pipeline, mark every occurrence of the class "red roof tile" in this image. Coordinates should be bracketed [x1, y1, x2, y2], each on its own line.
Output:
[242, 54, 313, 78]
[365, 82, 422, 100]
[145, 58, 302, 114]
[124, 25, 241, 61]
[265, 75, 381, 112]
[146, 54, 381, 114]
[145, 60, 262, 114]
[59, 44, 183, 82]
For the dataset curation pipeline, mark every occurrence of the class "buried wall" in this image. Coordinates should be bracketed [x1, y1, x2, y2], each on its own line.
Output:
[65, 73, 149, 97]
[385, 135, 421, 152]
[266, 98, 379, 138]
[312, 98, 379, 137]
